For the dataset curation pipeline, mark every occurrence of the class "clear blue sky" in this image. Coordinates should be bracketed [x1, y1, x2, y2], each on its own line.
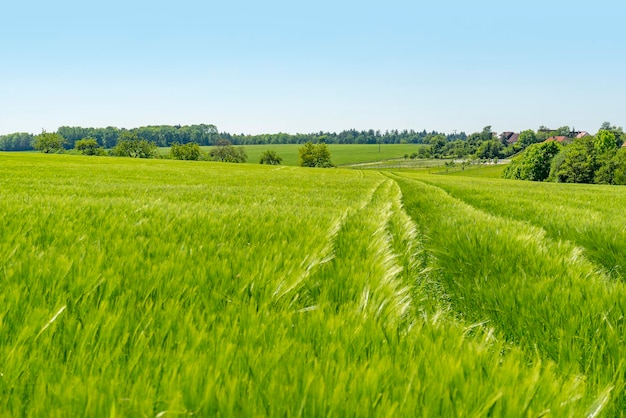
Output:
[1, 0, 624, 135]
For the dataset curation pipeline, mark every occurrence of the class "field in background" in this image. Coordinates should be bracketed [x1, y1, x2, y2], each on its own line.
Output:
[436, 163, 506, 177]
[2, 152, 625, 416]
[159, 143, 425, 166]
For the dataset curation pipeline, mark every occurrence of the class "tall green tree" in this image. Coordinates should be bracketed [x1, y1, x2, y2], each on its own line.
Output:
[598, 122, 624, 147]
[33, 131, 66, 153]
[555, 126, 571, 136]
[503, 141, 561, 181]
[612, 149, 626, 185]
[259, 150, 282, 165]
[113, 132, 157, 158]
[429, 135, 447, 157]
[170, 142, 201, 160]
[298, 142, 334, 168]
[554, 136, 597, 183]
[594, 130, 617, 154]
[475, 140, 503, 160]
[74, 138, 104, 155]
[0, 133, 34, 151]
[595, 148, 626, 184]
[208, 140, 247, 163]
[480, 126, 494, 142]
[517, 130, 538, 149]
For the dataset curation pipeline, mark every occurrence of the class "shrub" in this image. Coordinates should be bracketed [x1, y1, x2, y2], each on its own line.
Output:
[554, 136, 597, 183]
[33, 131, 66, 153]
[298, 142, 334, 167]
[503, 141, 561, 181]
[74, 138, 105, 156]
[113, 133, 157, 158]
[595, 148, 626, 185]
[170, 142, 201, 160]
[209, 141, 247, 163]
[259, 150, 282, 165]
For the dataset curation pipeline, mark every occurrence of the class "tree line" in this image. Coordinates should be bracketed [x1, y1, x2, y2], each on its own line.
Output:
[0, 124, 219, 151]
[503, 122, 626, 185]
[29, 129, 337, 169]
[1, 124, 466, 151]
[4, 122, 625, 179]
[0, 122, 591, 155]
[222, 129, 466, 145]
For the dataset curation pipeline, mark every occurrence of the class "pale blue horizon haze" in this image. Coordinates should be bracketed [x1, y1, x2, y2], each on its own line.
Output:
[1, 0, 624, 136]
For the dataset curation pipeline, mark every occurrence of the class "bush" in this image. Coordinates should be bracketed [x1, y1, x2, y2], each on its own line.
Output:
[170, 142, 201, 160]
[503, 141, 561, 181]
[547, 149, 568, 182]
[417, 147, 431, 158]
[475, 140, 503, 160]
[209, 141, 247, 163]
[298, 142, 334, 167]
[33, 131, 66, 153]
[595, 148, 626, 185]
[74, 138, 105, 156]
[553, 136, 597, 184]
[113, 132, 157, 158]
[259, 150, 282, 165]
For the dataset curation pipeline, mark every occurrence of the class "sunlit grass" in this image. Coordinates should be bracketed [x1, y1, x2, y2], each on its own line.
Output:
[391, 170, 626, 415]
[416, 173, 626, 280]
[0, 152, 620, 416]
[158, 144, 425, 166]
[440, 163, 506, 178]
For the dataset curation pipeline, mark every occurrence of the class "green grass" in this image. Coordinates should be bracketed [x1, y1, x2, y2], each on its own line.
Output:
[348, 157, 453, 170]
[438, 163, 507, 178]
[2, 152, 626, 416]
[159, 144, 425, 166]
[389, 170, 626, 415]
[416, 174, 626, 280]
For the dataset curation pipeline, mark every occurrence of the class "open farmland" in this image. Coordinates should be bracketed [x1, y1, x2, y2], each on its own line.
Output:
[158, 144, 426, 166]
[2, 152, 626, 416]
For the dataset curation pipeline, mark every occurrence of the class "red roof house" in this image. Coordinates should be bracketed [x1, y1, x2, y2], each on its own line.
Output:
[545, 136, 568, 143]
[576, 131, 590, 139]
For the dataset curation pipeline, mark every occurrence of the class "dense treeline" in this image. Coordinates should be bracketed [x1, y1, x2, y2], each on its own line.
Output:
[0, 124, 218, 150]
[503, 123, 626, 185]
[4, 123, 624, 178]
[0, 122, 584, 155]
[1, 124, 466, 151]
[0, 132, 35, 151]
[222, 129, 467, 145]
[55, 124, 220, 149]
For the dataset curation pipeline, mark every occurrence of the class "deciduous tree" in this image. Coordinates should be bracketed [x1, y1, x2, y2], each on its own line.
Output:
[298, 142, 334, 167]
[74, 138, 104, 155]
[33, 131, 66, 153]
[554, 136, 597, 183]
[594, 130, 617, 154]
[209, 140, 247, 163]
[113, 132, 157, 158]
[259, 150, 282, 165]
[170, 142, 201, 160]
[503, 141, 561, 181]
[517, 130, 538, 149]
[475, 140, 503, 160]
[595, 148, 626, 185]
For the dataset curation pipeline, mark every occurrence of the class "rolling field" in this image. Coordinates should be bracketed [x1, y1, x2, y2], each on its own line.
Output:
[2, 152, 626, 416]
[159, 144, 425, 166]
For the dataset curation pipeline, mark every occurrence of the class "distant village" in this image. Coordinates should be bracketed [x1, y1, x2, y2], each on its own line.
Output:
[500, 129, 625, 147]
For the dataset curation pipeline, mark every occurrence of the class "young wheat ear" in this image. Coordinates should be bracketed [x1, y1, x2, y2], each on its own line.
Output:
[35, 305, 67, 339]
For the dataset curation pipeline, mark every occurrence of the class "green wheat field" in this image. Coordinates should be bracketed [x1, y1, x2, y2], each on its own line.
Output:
[2, 152, 626, 416]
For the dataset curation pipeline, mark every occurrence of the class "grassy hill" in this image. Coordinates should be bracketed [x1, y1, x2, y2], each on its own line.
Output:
[159, 143, 425, 166]
[2, 152, 625, 416]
